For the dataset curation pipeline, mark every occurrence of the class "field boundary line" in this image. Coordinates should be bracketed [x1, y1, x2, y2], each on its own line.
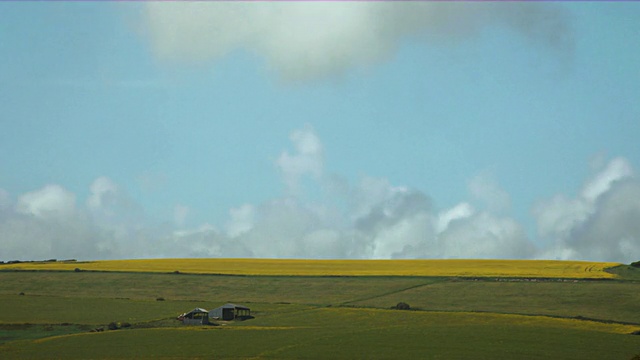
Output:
[340, 281, 436, 305]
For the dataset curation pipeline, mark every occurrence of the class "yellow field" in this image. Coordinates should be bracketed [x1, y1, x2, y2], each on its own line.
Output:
[0, 258, 620, 278]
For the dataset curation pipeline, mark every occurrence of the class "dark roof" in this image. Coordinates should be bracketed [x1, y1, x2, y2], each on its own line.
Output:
[219, 303, 250, 310]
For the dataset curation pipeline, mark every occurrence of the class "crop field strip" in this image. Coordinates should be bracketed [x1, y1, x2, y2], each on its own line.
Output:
[0, 258, 621, 278]
[1, 259, 639, 359]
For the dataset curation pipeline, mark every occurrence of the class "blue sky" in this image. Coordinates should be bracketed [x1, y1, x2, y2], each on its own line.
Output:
[1, 2, 639, 262]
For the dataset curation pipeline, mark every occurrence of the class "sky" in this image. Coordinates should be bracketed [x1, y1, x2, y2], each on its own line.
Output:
[1, 2, 639, 263]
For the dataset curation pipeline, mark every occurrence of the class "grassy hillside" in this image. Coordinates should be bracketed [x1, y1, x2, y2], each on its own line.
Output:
[607, 264, 640, 280]
[2, 304, 639, 359]
[1, 259, 639, 359]
[2, 271, 639, 324]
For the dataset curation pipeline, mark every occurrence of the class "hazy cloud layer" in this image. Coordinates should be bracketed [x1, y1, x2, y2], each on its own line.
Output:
[141, 2, 572, 81]
[1, 128, 637, 263]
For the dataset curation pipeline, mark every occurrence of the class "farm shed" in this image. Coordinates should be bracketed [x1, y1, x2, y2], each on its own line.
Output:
[178, 307, 209, 325]
[209, 303, 251, 321]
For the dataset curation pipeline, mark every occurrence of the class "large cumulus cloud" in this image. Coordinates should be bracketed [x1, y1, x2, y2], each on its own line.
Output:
[533, 158, 640, 262]
[2, 185, 105, 260]
[140, 2, 572, 81]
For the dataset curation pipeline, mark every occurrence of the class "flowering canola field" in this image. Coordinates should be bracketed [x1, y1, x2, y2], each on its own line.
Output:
[2, 259, 620, 278]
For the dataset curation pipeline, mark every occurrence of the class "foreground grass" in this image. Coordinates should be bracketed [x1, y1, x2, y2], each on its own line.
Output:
[1, 258, 620, 278]
[2, 307, 639, 359]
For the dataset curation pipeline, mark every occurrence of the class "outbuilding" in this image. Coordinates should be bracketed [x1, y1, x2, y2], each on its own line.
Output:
[178, 307, 209, 325]
[209, 303, 251, 321]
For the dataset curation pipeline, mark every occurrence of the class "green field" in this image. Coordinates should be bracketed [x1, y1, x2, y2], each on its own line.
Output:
[1, 262, 640, 359]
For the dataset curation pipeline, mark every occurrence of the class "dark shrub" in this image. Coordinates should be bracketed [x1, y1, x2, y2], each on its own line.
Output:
[173, 270, 180, 274]
[156, 297, 165, 301]
[395, 302, 411, 310]
[108, 322, 118, 330]
[74, 268, 81, 272]
[630, 261, 640, 268]
[19, 292, 25, 296]
[121, 322, 131, 328]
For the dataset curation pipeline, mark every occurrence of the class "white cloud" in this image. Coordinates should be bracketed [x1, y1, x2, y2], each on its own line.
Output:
[533, 157, 640, 262]
[351, 184, 436, 259]
[580, 157, 633, 202]
[0, 178, 158, 261]
[369, 212, 436, 259]
[0, 128, 534, 261]
[350, 177, 411, 221]
[300, 230, 344, 259]
[3, 184, 108, 261]
[16, 185, 76, 220]
[87, 176, 119, 211]
[1, 129, 637, 263]
[468, 172, 511, 213]
[532, 195, 590, 239]
[87, 176, 143, 227]
[276, 125, 324, 194]
[241, 198, 320, 258]
[437, 202, 475, 233]
[573, 180, 640, 262]
[141, 2, 572, 81]
[226, 204, 255, 238]
[168, 224, 238, 258]
[438, 212, 533, 259]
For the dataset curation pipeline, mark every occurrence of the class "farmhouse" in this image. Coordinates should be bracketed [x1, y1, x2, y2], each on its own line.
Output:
[178, 307, 209, 325]
[209, 303, 251, 321]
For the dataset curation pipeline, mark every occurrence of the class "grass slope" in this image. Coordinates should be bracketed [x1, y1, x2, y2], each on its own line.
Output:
[2, 307, 639, 359]
[0, 260, 639, 359]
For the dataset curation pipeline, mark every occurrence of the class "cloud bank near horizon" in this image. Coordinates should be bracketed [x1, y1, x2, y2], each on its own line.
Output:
[1, 126, 638, 263]
[141, 2, 572, 81]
